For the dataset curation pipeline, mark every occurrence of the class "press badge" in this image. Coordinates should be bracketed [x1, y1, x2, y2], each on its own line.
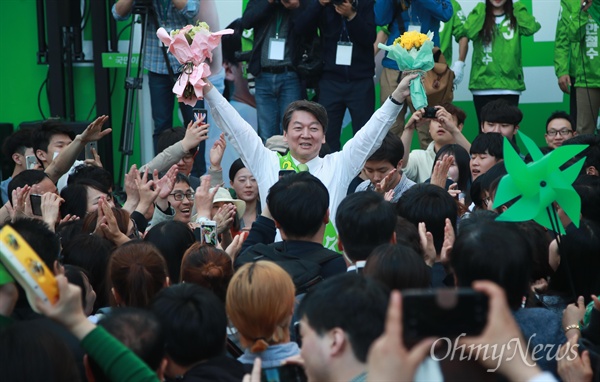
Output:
[268, 38, 286, 61]
[336, 42, 353, 66]
[408, 23, 421, 32]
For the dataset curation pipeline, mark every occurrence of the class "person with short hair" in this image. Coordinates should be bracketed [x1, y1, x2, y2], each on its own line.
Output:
[479, 98, 523, 141]
[1, 129, 34, 204]
[297, 273, 389, 382]
[151, 283, 247, 381]
[202, 73, 417, 248]
[401, 103, 470, 184]
[236, 172, 346, 282]
[469, 132, 504, 181]
[336, 191, 397, 271]
[355, 132, 415, 202]
[545, 111, 576, 149]
[85, 308, 166, 382]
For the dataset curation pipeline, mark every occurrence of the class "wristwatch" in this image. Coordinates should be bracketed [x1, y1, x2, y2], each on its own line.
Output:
[388, 95, 402, 106]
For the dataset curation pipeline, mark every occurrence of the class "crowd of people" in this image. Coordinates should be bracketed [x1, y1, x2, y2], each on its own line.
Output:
[1, 0, 600, 381]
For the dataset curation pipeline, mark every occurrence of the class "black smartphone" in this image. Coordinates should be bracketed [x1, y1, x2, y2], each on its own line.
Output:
[193, 108, 207, 123]
[423, 106, 437, 119]
[30, 194, 43, 216]
[278, 170, 296, 179]
[402, 288, 488, 343]
[261, 364, 307, 382]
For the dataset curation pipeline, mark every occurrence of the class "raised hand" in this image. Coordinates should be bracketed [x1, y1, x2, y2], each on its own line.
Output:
[41, 192, 64, 231]
[209, 133, 227, 171]
[80, 115, 111, 144]
[182, 118, 210, 153]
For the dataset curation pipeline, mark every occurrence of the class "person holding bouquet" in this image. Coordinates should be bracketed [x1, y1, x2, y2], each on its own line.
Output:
[463, 0, 540, 127]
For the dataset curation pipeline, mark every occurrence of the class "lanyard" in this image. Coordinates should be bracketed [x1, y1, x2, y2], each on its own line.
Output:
[339, 19, 351, 43]
[275, 12, 283, 39]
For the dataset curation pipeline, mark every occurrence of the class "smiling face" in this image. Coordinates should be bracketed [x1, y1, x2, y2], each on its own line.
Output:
[168, 181, 194, 223]
[86, 186, 115, 214]
[545, 118, 574, 149]
[283, 110, 326, 164]
[231, 168, 259, 203]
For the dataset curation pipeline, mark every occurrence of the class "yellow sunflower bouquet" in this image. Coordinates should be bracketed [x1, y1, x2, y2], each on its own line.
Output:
[378, 31, 435, 110]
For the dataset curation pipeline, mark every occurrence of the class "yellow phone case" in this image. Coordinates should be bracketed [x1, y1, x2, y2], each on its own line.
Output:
[0, 225, 58, 305]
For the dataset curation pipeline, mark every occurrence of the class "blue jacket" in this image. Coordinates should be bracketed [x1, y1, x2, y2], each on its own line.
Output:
[295, 0, 376, 82]
[375, 0, 453, 70]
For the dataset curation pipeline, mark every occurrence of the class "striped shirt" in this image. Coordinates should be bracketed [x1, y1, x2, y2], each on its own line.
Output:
[112, 0, 199, 74]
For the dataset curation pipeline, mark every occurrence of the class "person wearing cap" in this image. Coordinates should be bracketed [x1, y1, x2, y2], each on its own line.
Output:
[210, 187, 246, 236]
[202, 74, 416, 251]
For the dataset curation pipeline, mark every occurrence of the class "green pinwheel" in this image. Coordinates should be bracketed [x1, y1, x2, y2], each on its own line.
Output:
[493, 133, 587, 234]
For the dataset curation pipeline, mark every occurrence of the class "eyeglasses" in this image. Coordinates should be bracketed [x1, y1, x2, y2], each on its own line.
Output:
[169, 191, 195, 201]
[546, 129, 573, 137]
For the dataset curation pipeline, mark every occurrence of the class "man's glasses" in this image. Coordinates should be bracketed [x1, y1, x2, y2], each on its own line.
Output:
[546, 129, 573, 137]
[169, 191, 195, 201]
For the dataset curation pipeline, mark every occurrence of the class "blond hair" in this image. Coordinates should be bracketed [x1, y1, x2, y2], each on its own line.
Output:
[226, 261, 295, 353]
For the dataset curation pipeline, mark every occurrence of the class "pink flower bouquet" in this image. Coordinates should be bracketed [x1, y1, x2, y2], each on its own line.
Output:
[157, 22, 233, 106]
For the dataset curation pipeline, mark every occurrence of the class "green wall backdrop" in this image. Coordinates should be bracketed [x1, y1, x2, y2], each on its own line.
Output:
[0, 0, 571, 177]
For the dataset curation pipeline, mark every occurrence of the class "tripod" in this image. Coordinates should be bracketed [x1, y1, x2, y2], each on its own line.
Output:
[117, 1, 179, 187]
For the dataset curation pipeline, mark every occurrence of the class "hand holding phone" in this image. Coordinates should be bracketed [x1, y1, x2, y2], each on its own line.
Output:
[261, 364, 307, 382]
[193, 108, 207, 123]
[30, 194, 43, 217]
[26, 155, 38, 170]
[85, 141, 98, 160]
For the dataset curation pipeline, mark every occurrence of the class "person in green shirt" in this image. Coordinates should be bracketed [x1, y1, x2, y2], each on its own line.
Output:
[439, 0, 469, 86]
[555, 0, 582, 126]
[464, 0, 541, 127]
[574, 0, 600, 135]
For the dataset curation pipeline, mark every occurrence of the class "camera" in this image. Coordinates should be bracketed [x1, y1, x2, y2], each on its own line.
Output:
[423, 106, 437, 119]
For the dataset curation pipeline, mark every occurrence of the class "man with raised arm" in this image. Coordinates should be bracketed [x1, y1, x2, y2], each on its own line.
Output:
[202, 73, 417, 250]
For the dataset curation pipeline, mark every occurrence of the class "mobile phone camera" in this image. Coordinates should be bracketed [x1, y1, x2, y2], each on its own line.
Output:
[423, 106, 437, 119]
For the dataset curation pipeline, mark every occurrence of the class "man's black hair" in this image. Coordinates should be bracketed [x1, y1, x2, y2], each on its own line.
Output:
[366, 132, 404, 168]
[335, 191, 396, 262]
[7, 170, 50, 204]
[480, 99, 523, 126]
[151, 283, 227, 366]
[157, 127, 197, 155]
[574, 175, 600, 225]
[88, 308, 165, 382]
[297, 273, 389, 363]
[451, 220, 533, 310]
[222, 18, 243, 65]
[470, 132, 504, 159]
[282, 100, 328, 133]
[267, 172, 329, 239]
[563, 134, 600, 175]
[32, 119, 76, 155]
[545, 111, 574, 132]
[396, 184, 457, 254]
[68, 164, 114, 191]
[2, 129, 32, 160]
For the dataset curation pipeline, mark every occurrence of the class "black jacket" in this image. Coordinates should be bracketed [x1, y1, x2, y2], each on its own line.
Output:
[295, 0, 376, 82]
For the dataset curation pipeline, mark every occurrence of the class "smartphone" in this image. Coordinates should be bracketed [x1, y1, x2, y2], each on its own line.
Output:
[423, 106, 437, 119]
[193, 108, 207, 123]
[25, 155, 38, 170]
[200, 220, 218, 246]
[29, 194, 43, 216]
[261, 365, 307, 382]
[85, 141, 98, 160]
[278, 170, 296, 179]
[402, 288, 488, 343]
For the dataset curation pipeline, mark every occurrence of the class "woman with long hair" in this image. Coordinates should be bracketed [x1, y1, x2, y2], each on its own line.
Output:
[464, 0, 540, 124]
